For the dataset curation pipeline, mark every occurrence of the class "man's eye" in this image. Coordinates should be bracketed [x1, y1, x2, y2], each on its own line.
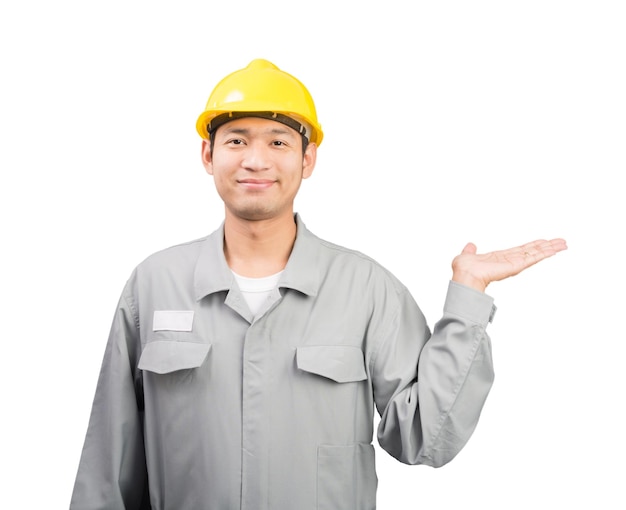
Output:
[273, 140, 286, 146]
[228, 139, 244, 145]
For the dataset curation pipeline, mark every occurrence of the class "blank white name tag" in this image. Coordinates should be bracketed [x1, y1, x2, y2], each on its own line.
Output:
[153, 310, 194, 332]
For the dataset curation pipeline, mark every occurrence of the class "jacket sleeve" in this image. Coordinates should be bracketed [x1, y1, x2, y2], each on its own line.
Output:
[70, 275, 151, 509]
[372, 280, 495, 468]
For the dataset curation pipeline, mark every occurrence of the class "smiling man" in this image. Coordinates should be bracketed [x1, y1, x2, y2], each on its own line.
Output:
[70, 59, 567, 510]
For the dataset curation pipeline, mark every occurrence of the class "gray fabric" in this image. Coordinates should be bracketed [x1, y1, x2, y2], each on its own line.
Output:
[70, 215, 495, 510]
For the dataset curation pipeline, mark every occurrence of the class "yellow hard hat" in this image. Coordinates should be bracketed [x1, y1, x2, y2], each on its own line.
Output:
[196, 59, 323, 145]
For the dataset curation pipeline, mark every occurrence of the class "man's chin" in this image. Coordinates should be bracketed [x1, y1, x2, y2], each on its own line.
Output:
[227, 206, 280, 222]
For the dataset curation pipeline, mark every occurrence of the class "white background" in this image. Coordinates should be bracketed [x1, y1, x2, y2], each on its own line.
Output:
[1, 1, 624, 508]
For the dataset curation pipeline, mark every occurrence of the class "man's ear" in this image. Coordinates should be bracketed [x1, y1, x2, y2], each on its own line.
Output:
[201, 140, 213, 175]
[302, 142, 317, 179]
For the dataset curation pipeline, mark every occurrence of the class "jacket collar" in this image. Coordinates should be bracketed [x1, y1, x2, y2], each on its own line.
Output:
[194, 214, 321, 301]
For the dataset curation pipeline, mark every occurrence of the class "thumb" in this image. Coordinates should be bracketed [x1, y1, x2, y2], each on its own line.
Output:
[461, 242, 477, 255]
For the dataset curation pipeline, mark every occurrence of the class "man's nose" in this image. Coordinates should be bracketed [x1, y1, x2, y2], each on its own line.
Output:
[241, 143, 271, 172]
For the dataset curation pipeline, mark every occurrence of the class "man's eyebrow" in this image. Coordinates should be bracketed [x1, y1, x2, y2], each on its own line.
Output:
[222, 126, 296, 137]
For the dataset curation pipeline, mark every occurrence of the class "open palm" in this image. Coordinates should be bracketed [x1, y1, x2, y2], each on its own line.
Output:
[451, 238, 568, 292]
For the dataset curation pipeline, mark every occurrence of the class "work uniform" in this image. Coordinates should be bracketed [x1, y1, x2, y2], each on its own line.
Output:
[70, 214, 496, 510]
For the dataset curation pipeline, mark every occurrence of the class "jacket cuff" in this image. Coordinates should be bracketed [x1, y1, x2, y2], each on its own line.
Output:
[444, 281, 497, 326]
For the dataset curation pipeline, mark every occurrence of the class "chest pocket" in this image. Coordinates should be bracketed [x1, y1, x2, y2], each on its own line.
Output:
[138, 337, 211, 374]
[296, 345, 367, 383]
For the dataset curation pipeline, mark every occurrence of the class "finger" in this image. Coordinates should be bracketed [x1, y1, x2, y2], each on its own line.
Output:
[517, 239, 567, 267]
[548, 238, 568, 252]
[461, 242, 477, 255]
[526, 239, 568, 256]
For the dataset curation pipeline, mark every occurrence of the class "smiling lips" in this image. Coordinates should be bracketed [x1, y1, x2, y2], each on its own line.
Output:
[238, 179, 276, 190]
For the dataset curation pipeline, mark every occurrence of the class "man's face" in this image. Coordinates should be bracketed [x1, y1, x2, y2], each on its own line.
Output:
[202, 117, 317, 222]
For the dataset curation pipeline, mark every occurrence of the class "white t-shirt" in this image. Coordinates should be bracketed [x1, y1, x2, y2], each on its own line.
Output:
[231, 270, 284, 317]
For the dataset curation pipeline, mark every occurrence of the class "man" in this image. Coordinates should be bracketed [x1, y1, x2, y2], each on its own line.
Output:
[70, 59, 567, 510]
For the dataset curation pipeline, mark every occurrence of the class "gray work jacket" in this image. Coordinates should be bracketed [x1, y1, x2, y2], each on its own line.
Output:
[70, 215, 496, 510]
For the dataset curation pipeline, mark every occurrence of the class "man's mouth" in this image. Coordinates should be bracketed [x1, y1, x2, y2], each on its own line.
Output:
[238, 179, 276, 190]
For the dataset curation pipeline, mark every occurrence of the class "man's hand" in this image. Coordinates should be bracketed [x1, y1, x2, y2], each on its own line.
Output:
[451, 239, 568, 292]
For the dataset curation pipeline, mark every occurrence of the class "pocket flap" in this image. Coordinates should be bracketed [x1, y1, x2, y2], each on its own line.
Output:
[296, 346, 366, 383]
[138, 341, 211, 374]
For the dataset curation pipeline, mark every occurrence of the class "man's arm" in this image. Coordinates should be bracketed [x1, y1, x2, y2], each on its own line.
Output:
[373, 237, 566, 467]
[70, 276, 150, 509]
[373, 281, 495, 467]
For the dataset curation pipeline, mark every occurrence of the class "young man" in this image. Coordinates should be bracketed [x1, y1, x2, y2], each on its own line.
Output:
[70, 59, 567, 510]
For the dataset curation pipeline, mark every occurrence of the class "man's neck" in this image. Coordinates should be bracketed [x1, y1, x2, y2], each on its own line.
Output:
[223, 212, 297, 278]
